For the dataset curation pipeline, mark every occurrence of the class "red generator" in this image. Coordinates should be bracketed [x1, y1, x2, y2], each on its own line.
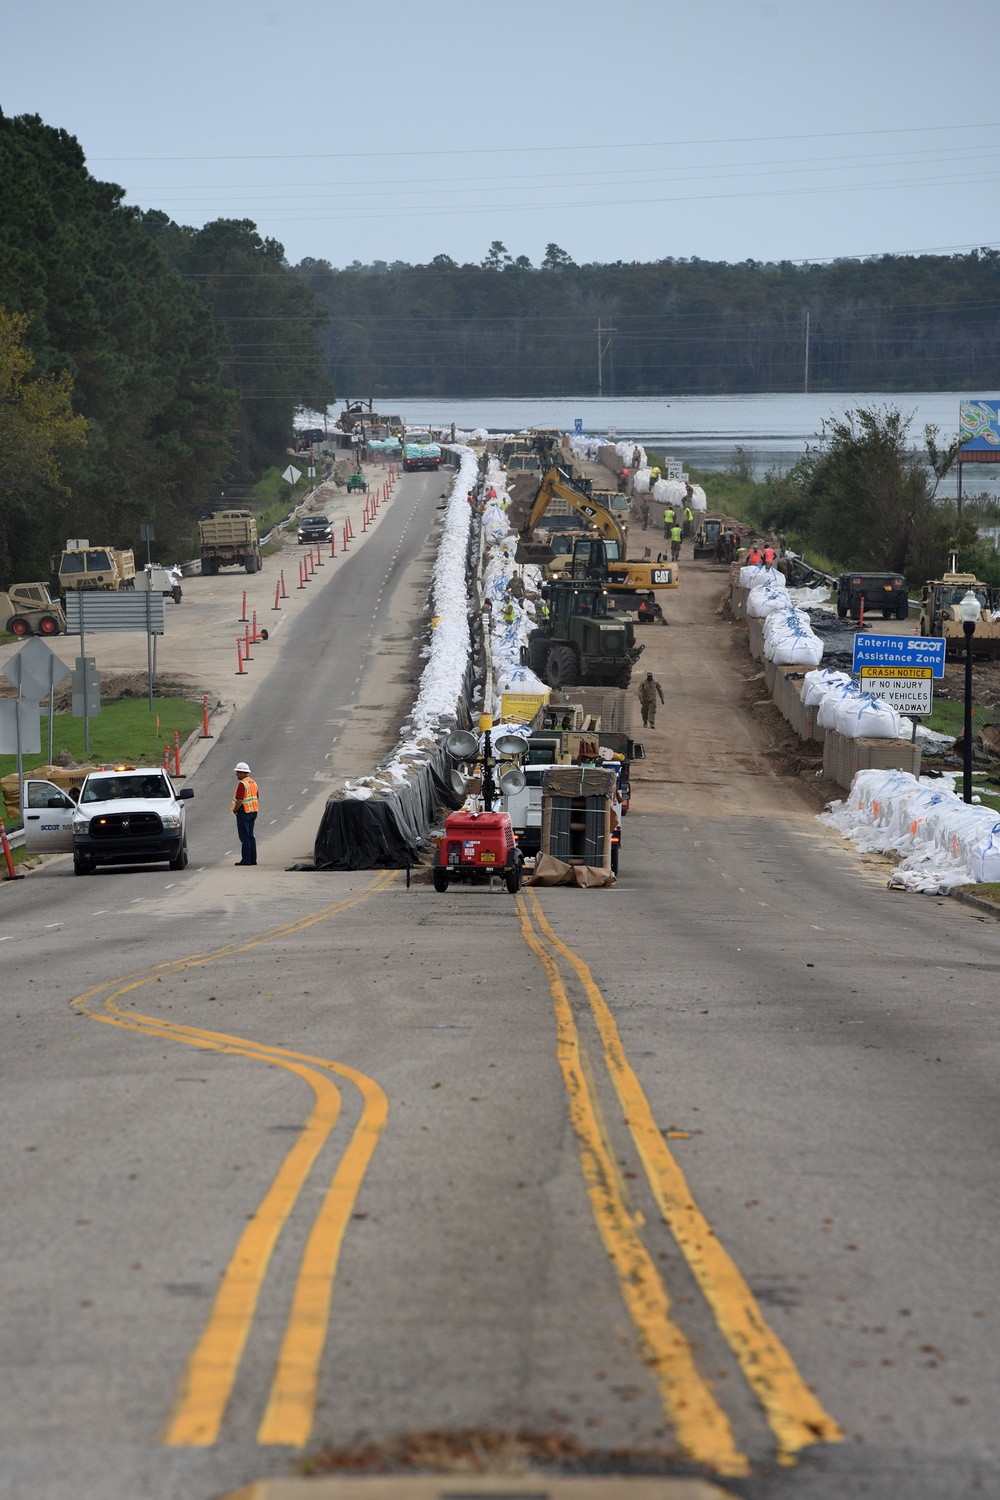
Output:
[433, 810, 523, 894]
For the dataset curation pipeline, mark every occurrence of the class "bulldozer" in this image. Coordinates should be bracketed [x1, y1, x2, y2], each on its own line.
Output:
[524, 578, 644, 690]
[515, 466, 678, 603]
[0, 582, 67, 637]
[919, 573, 1000, 656]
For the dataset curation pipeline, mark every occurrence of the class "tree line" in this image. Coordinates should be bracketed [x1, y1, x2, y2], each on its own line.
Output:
[294, 242, 1000, 398]
[0, 111, 332, 584]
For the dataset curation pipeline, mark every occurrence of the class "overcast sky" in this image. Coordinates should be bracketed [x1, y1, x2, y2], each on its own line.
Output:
[2, 0, 997, 270]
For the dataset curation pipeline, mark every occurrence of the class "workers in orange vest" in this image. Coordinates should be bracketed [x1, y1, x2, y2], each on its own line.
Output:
[232, 761, 259, 866]
[763, 545, 776, 565]
[747, 545, 763, 565]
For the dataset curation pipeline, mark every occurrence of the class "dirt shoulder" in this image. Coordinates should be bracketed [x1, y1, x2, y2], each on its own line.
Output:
[629, 550, 824, 819]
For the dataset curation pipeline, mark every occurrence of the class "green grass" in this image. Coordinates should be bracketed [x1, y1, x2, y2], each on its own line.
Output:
[252, 465, 314, 535]
[925, 700, 998, 736]
[1, 694, 202, 784]
[956, 881, 1000, 905]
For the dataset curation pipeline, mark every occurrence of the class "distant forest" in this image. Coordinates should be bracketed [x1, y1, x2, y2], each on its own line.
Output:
[294, 243, 1000, 398]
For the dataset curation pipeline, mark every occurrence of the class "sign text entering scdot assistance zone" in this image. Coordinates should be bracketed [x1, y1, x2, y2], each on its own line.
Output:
[852, 633, 946, 676]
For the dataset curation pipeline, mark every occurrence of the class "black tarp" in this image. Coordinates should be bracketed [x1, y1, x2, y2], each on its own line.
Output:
[313, 730, 467, 870]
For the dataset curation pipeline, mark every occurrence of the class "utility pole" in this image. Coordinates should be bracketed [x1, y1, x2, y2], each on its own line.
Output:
[597, 319, 615, 398]
[803, 309, 810, 395]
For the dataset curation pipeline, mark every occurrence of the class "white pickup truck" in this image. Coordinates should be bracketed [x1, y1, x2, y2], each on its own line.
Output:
[21, 766, 193, 874]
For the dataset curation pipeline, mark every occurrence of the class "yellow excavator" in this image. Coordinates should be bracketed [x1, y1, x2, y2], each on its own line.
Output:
[515, 466, 679, 599]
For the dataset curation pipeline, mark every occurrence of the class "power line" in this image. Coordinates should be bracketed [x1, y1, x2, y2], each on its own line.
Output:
[89, 120, 1000, 164]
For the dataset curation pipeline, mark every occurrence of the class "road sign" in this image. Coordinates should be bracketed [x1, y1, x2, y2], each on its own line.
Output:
[0, 700, 41, 755]
[852, 633, 946, 677]
[1, 638, 72, 702]
[860, 665, 933, 715]
[64, 593, 166, 634]
[282, 464, 303, 485]
[72, 658, 101, 717]
[574, 418, 583, 434]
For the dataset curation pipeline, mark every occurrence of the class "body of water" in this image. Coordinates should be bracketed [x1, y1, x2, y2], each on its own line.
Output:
[316, 392, 1000, 499]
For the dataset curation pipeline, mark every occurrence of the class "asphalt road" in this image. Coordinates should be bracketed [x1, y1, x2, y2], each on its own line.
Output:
[2, 535, 999, 1500]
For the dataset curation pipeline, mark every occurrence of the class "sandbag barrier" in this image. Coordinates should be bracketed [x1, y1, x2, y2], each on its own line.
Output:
[311, 449, 485, 870]
[731, 569, 921, 789]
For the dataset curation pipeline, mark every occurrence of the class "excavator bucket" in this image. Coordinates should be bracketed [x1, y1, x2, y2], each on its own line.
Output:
[515, 538, 555, 566]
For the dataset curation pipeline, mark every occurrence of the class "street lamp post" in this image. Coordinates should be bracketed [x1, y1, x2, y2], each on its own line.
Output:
[958, 590, 981, 804]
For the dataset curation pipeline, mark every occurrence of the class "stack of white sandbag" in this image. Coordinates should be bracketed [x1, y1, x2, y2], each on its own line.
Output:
[764, 607, 824, 665]
[688, 483, 707, 512]
[804, 669, 902, 739]
[632, 467, 652, 496]
[739, 563, 784, 591]
[615, 440, 647, 470]
[824, 767, 1000, 891]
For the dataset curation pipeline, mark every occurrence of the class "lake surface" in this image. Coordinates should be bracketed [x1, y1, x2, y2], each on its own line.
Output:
[316, 392, 1000, 499]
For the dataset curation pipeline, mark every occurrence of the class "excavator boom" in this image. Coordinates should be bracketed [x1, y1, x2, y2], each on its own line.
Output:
[516, 465, 678, 591]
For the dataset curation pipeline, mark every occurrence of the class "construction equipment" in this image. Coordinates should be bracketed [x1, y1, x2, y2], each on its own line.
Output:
[54, 544, 135, 596]
[347, 470, 368, 493]
[515, 466, 678, 601]
[837, 571, 908, 621]
[525, 578, 644, 690]
[0, 582, 67, 637]
[198, 510, 262, 575]
[135, 564, 183, 603]
[402, 432, 441, 472]
[919, 573, 1000, 655]
[693, 514, 742, 561]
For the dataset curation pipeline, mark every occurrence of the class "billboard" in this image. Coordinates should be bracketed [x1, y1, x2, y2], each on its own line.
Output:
[959, 399, 1000, 458]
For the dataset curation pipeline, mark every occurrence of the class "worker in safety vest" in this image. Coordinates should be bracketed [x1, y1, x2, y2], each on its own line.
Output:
[540, 598, 551, 624]
[747, 544, 763, 565]
[663, 506, 675, 537]
[763, 545, 776, 566]
[682, 504, 694, 537]
[502, 599, 517, 626]
[232, 761, 259, 866]
[670, 523, 683, 561]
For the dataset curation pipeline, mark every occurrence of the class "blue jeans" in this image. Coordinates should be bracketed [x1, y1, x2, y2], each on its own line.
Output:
[236, 809, 257, 864]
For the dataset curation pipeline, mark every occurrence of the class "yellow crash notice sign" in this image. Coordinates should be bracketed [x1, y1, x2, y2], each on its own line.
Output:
[501, 690, 548, 724]
[860, 665, 933, 715]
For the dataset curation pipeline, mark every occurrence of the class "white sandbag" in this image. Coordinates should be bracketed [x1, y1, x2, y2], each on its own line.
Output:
[739, 564, 785, 591]
[834, 695, 902, 740]
[970, 823, 1000, 882]
[768, 628, 824, 666]
[632, 467, 652, 495]
[802, 668, 852, 706]
[818, 681, 860, 730]
[747, 586, 792, 618]
[689, 483, 707, 512]
[764, 607, 811, 639]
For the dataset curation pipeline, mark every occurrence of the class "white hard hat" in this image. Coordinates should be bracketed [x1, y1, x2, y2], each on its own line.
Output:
[234, 761, 250, 773]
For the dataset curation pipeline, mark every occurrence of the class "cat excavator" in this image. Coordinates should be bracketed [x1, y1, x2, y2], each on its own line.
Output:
[514, 466, 679, 603]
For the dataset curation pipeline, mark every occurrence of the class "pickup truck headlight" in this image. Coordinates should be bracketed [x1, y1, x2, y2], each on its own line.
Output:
[72, 815, 89, 832]
[159, 812, 182, 829]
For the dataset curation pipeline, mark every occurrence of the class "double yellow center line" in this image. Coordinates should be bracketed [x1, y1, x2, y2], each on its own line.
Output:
[72, 870, 396, 1449]
[517, 889, 842, 1475]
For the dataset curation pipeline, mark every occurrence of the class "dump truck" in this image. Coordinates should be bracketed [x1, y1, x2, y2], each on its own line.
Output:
[919, 573, 1000, 656]
[525, 578, 644, 690]
[198, 510, 262, 575]
[402, 432, 442, 472]
[54, 544, 135, 595]
[0, 582, 67, 636]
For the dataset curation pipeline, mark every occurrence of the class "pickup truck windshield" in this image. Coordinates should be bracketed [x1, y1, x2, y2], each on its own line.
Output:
[81, 775, 172, 803]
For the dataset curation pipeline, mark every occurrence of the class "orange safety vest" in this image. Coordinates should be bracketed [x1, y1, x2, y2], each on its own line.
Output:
[232, 775, 259, 814]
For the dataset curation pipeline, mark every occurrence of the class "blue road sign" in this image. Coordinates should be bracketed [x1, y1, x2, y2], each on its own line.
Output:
[852, 633, 946, 677]
[574, 418, 583, 434]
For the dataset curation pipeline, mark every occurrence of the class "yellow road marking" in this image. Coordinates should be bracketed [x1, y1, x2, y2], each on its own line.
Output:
[527, 890, 843, 1465]
[516, 896, 748, 1478]
[70, 871, 395, 1448]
